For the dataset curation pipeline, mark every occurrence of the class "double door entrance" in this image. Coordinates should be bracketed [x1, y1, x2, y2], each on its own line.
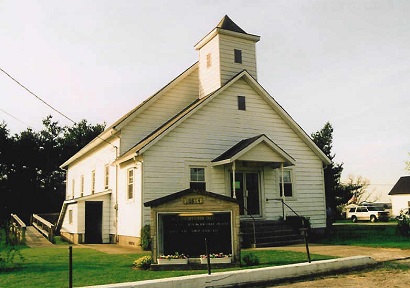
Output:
[231, 172, 260, 216]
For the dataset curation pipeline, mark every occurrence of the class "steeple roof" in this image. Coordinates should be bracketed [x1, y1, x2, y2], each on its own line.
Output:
[216, 15, 247, 34]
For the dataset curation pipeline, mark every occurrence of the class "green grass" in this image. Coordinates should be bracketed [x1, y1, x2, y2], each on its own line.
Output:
[0, 245, 332, 288]
[319, 222, 410, 249]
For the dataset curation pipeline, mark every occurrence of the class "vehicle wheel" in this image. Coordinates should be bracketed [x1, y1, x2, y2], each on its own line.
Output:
[370, 215, 377, 223]
[352, 216, 357, 223]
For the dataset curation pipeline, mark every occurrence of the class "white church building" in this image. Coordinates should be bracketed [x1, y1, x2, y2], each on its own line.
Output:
[57, 16, 331, 248]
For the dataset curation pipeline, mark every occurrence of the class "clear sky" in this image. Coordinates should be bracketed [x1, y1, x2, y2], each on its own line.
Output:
[1, 0, 409, 201]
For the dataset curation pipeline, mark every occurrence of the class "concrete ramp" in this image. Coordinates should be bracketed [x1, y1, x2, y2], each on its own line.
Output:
[25, 226, 54, 247]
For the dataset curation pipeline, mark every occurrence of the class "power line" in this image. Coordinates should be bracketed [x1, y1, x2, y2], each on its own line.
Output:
[0, 107, 33, 129]
[0, 66, 76, 124]
[0, 66, 117, 149]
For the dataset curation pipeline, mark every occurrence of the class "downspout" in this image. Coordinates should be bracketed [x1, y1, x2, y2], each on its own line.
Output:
[139, 157, 144, 240]
[115, 146, 119, 243]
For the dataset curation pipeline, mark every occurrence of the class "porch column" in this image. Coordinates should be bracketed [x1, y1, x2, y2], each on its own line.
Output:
[232, 161, 236, 199]
[281, 162, 286, 220]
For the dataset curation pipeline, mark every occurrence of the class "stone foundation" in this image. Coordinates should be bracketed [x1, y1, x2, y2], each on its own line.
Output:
[117, 235, 141, 248]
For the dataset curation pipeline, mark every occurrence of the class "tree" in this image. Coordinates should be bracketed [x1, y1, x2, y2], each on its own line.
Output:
[0, 116, 105, 223]
[311, 122, 344, 211]
[406, 152, 410, 172]
[342, 174, 373, 204]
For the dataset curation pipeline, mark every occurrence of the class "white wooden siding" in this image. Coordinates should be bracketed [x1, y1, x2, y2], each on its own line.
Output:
[117, 161, 143, 237]
[391, 195, 410, 216]
[198, 35, 221, 98]
[238, 142, 286, 162]
[65, 138, 119, 236]
[219, 34, 257, 85]
[142, 79, 326, 228]
[120, 68, 199, 154]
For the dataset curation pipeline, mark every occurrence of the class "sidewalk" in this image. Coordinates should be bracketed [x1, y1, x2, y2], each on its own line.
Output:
[267, 243, 410, 262]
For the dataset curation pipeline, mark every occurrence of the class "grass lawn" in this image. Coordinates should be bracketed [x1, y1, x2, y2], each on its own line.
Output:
[0, 243, 332, 288]
[319, 222, 410, 249]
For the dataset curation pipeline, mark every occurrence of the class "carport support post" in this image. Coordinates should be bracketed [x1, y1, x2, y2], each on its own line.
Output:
[69, 246, 73, 288]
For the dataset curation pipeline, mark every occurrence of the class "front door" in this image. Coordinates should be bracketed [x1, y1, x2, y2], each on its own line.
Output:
[85, 201, 103, 244]
[231, 172, 260, 216]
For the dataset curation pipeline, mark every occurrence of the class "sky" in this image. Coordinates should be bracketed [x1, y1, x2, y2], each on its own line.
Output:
[1, 0, 409, 202]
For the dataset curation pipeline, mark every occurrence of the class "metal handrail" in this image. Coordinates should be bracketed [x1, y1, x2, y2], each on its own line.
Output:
[265, 198, 311, 262]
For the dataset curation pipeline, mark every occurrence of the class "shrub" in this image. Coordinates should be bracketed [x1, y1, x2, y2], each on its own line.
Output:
[0, 227, 24, 271]
[396, 213, 410, 236]
[133, 256, 152, 270]
[140, 225, 151, 251]
[242, 253, 259, 266]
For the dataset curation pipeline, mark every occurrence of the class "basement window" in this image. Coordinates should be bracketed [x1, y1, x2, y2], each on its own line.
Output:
[238, 96, 246, 111]
[234, 49, 242, 64]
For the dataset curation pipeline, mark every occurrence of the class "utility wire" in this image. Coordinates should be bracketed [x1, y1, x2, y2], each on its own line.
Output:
[0, 66, 76, 124]
[0, 66, 117, 149]
[0, 107, 33, 129]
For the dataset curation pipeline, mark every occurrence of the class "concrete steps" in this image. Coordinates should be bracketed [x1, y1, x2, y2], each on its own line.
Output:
[240, 220, 304, 248]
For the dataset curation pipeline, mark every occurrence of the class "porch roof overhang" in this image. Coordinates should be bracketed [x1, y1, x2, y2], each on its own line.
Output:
[211, 134, 295, 167]
[65, 190, 112, 204]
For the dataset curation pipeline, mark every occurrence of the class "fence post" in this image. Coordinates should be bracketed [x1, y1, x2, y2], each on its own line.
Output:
[69, 246, 73, 288]
[205, 238, 211, 275]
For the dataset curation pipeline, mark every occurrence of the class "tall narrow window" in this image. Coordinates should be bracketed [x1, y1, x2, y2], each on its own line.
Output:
[234, 49, 242, 63]
[80, 175, 84, 197]
[238, 96, 246, 111]
[71, 179, 75, 199]
[206, 53, 212, 68]
[279, 170, 293, 197]
[190, 167, 206, 191]
[91, 170, 96, 194]
[104, 165, 109, 190]
[127, 169, 134, 200]
[68, 210, 73, 224]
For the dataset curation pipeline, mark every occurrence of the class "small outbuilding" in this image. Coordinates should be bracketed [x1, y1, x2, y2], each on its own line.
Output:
[144, 189, 240, 265]
[389, 176, 410, 216]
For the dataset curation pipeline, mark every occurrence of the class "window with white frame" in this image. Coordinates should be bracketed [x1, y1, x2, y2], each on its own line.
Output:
[279, 169, 293, 197]
[190, 167, 206, 191]
[104, 164, 109, 190]
[68, 210, 73, 224]
[91, 170, 95, 194]
[127, 168, 134, 200]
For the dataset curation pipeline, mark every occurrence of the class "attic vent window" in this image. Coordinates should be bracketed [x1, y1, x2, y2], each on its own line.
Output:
[206, 53, 212, 68]
[234, 49, 242, 64]
[238, 96, 246, 111]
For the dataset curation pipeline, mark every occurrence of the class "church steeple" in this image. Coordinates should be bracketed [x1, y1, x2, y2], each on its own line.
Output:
[195, 16, 260, 98]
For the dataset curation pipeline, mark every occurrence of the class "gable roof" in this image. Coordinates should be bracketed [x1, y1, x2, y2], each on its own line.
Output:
[211, 134, 295, 167]
[389, 176, 410, 195]
[144, 188, 238, 207]
[60, 62, 199, 168]
[115, 69, 331, 166]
